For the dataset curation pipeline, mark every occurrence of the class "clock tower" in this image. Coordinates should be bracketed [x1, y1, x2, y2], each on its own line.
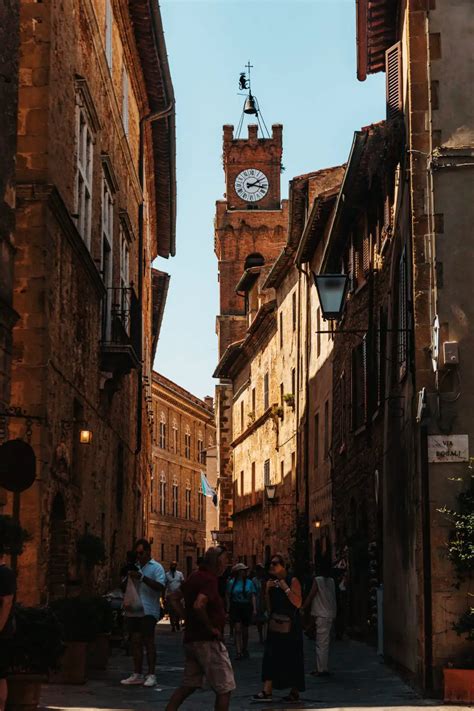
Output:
[214, 122, 288, 542]
[215, 122, 288, 359]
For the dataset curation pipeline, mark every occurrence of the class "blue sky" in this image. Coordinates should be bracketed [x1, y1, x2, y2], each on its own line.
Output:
[153, 0, 385, 399]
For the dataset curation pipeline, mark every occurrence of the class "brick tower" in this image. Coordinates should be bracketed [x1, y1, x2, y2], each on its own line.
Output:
[214, 122, 288, 540]
[215, 123, 288, 358]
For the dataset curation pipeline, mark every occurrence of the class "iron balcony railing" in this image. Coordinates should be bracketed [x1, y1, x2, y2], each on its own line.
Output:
[101, 287, 141, 357]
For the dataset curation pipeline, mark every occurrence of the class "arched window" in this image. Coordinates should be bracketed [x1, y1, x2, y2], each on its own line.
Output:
[184, 424, 191, 459]
[159, 472, 167, 515]
[159, 411, 167, 449]
[197, 429, 205, 464]
[172, 476, 179, 517]
[185, 479, 191, 520]
[172, 418, 179, 453]
[244, 253, 265, 270]
[198, 482, 205, 522]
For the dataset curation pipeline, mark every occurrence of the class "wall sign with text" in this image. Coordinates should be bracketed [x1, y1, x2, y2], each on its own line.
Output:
[427, 435, 469, 463]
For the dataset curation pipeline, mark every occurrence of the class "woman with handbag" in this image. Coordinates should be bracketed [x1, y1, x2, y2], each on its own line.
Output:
[251, 554, 305, 704]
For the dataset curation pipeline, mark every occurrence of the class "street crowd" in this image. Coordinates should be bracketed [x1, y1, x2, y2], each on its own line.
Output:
[114, 539, 347, 710]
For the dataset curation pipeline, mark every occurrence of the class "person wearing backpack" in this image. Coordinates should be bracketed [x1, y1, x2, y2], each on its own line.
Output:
[225, 563, 257, 660]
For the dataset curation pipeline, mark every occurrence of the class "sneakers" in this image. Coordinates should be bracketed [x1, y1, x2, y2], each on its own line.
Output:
[143, 674, 157, 687]
[121, 673, 144, 685]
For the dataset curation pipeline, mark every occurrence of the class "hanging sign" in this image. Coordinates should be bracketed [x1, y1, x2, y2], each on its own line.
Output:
[0, 439, 36, 492]
[427, 435, 469, 463]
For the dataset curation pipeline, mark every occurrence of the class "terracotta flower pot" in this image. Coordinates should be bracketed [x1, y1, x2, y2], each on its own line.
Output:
[87, 633, 110, 670]
[444, 668, 474, 704]
[6, 674, 45, 711]
[49, 641, 87, 685]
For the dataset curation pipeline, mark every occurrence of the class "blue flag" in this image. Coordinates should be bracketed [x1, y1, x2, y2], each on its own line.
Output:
[201, 472, 218, 507]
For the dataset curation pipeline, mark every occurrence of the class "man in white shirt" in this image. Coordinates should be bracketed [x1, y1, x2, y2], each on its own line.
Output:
[121, 539, 165, 688]
[165, 562, 185, 631]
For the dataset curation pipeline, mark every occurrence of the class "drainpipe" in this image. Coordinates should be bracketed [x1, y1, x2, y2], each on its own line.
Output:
[135, 101, 174, 459]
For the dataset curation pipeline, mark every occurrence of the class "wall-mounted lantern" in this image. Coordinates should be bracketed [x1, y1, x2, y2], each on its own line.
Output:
[312, 273, 349, 321]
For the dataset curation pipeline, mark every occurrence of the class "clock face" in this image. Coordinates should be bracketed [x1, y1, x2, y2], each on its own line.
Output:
[234, 168, 269, 202]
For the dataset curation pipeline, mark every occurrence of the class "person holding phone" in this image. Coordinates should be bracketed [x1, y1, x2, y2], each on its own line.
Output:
[251, 553, 305, 705]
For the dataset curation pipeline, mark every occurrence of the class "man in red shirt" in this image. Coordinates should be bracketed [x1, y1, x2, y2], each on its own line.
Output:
[165, 547, 235, 711]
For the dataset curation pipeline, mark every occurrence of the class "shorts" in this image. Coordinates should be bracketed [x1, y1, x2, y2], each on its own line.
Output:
[126, 615, 157, 639]
[183, 640, 236, 695]
[0, 639, 12, 679]
[229, 603, 253, 626]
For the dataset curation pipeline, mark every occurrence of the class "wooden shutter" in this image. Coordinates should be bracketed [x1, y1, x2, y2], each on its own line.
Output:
[386, 42, 402, 120]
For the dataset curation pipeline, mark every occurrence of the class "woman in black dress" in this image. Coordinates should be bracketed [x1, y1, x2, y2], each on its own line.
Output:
[251, 553, 305, 704]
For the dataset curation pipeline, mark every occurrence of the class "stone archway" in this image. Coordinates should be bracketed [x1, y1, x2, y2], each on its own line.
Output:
[47, 493, 69, 600]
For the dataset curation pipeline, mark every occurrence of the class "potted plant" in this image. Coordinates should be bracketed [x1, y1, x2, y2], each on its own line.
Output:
[86, 596, 114, 671]
[7, 605, 63, 711]
[0, 515, 31, 556]
[49, 597, 101, 684]
[271, 405, 284, 420]
[439, 484, 474, 703]
[283, 393, 295, 410]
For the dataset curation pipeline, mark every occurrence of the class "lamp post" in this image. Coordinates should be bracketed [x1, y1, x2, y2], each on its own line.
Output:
[312, 273, 349, 322]
[211, 529, 219, 543]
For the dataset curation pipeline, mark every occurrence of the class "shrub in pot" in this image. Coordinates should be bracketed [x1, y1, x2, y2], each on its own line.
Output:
[86, 597, 114, 670]
[7, 605, 63, 711]
[49, 597, 101, 684]
[439, 483, 474, 703]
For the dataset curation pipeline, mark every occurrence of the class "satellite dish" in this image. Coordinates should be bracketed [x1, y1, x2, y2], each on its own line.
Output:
[0, 439, 36, 493]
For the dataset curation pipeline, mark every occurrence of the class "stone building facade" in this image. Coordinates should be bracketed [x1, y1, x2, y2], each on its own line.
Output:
[149, 373, 215, 577]
[356, 0, 474, 690]
[0, 1, 20, 495]
[1, 0, 175, 604]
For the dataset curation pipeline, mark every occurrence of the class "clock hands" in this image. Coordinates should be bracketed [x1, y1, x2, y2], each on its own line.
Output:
[246, 178, 267, 189]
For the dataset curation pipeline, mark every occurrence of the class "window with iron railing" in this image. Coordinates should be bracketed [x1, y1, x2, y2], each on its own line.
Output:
[76, 107, 93, 248]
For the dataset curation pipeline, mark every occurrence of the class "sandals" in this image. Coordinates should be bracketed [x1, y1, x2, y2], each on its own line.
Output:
[251, 690, 273, 703]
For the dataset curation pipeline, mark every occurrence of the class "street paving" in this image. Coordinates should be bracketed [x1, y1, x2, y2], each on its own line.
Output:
[40, 621, 462, 711]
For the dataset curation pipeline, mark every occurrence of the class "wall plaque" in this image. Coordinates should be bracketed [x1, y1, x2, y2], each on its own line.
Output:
[427, 434, 469, 463]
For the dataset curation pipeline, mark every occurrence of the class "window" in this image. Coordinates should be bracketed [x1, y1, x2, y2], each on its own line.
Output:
[197, 434, 205, 464]
[240, 400, 244, 431]
[251, 387, 256, 414]
[116, 443, 124, 513]
[339, 372, 347, 450]
[280, 460, 284, 482]
[101, 173, 114, 339]
[172, 477, 179, 517]
[263, 372, 269, 411]
[352, 338, 367, 430]
[185, 481, 191, 520]
[119, 223, 130, 291]
[314, 414, 319, 468]
[159, 472, 167, 515]
[105, 0, 113, 68]
[240, 470, 244, 497]
[291, 368, 296, 396]
[150, 473, 155, 512]
[198, 484, 204, 521]
[251, 462, 256, 495]
[159, 412, 166, 449]
[279, 311, 283, 349]
[291, 452, 296, 481]
[184, 425, 191, 459]
[76, 107, 93, 247]
[280, 383, 284, 420]
[292, 291, 297, 331]
[385, 42, 402, 120]
[122, 65, 129, 136]
[324, 400, 330, 459]
[316, 307, 321, 358]
[398, 248, 409, 379]
[172, 419, 178, 453]
[175, 544, 180, 562]
[264, 459, 270, 487]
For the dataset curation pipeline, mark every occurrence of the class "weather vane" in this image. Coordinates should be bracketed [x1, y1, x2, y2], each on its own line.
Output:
[236, 61, 270, 139]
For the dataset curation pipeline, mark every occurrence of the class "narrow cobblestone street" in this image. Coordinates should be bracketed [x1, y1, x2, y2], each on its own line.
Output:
[39, 622, 463, 711]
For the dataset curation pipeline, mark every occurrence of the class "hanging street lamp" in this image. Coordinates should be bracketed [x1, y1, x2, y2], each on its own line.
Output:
[312, 273, 349, 322]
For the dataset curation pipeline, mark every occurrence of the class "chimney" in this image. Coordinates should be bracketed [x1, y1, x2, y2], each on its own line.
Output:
[204, 396, 214, 411]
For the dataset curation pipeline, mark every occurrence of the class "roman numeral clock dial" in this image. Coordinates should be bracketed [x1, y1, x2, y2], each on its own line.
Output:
[234, 168, 269, 202]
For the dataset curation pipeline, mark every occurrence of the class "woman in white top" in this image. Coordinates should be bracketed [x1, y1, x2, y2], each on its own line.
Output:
[302, 559, 337, 676]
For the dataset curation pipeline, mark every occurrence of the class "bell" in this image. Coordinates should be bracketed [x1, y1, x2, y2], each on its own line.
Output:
[244, 94, 258, 115]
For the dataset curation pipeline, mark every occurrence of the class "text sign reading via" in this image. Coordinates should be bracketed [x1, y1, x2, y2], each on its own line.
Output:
[427, 434, 469, 463]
